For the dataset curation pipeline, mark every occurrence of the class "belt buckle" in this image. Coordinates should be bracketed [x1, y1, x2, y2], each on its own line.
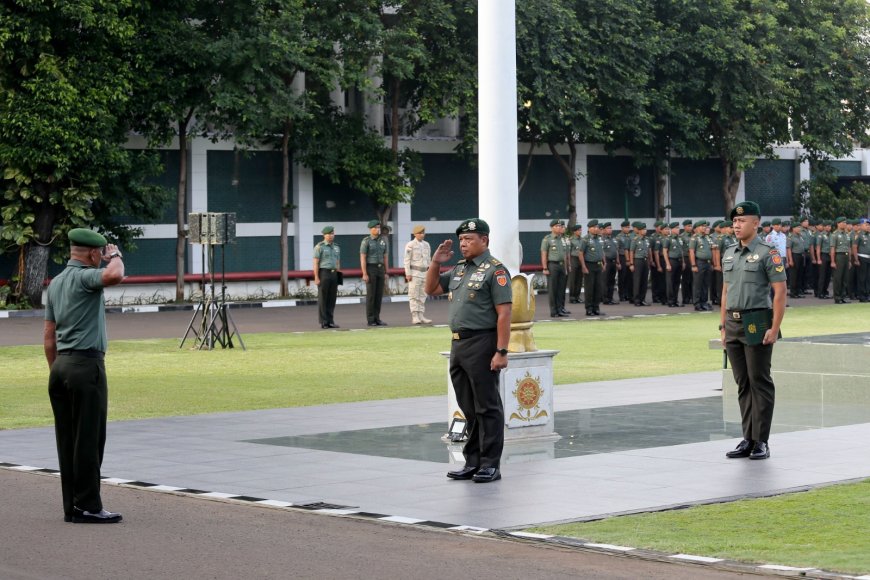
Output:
[452, 332, 461, 340]
[731, 311, 741, 320]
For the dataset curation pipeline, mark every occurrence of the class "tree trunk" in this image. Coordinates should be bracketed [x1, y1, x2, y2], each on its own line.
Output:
[175, 116, 191, 302]
[548, 140, 577, 225]
[722, 159, 742, 218]
[518, 140, 536, 193]
[279, 120, 291, 297]
[19, 200, 56, 307]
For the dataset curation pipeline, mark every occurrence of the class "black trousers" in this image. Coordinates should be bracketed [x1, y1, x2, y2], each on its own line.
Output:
[318, 268, 338, 325]
[604, 257, 618, 302]
[859, 256, 870, 299]
[802, 253, 814, 292]
[567, 256, 582, 301]
[583, 263, 603, 309]
[680, 256, 693, 304]
[817, 254, 832, 297]
[366, 263, 385, 323]
[833, 253, 850, 300]
[49, 354, 108, 517]
[449, 332, 503, 469]
[713, 269, 724, 304]
[651, 261, 666, 303]
[618, 254, 632, 302]
[633, 258, 649, 304]
[692, 259, 712, 306]
[724, 315, 775, 443]
[666, 257, 682, 305]
[547, 262, 567, 314]
[789, 254, 805, 297]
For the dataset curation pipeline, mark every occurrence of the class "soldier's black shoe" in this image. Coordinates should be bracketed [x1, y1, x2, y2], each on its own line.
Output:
[596, 310, 605, 316]
[368, 322, 379, 326]
[749, 441, 770, 460]
[585, 310, 593, 316]
[569, 299, 580, 304]
[725, 439, 754, 458]
[322, 324, 330, 328]
[550, 312, 562, 318]
[559, 308, 572, 315]
[472, 467, 501, 483]
[376, 320, 389, 326]
[327, 323, 340, 328]
[447, 465, 479, 480]
[841, 299, 852, 304]
[70, 507, 122, 524]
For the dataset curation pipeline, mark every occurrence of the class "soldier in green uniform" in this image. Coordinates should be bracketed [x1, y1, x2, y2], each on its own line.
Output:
[616, 220, 633, 303]
[541, 218, 571, 317]
[786, 223, 807, 299]
[721, 202, 787, 461]
[679, 219, 694, 305]
[649, 221, 666, 304]
[629, 222, 651, 306]
[314, 226, 341, 328]
[799, 217, 814, 293]
[578, 219, 605, 315]
[43, 228, 125, 523]
[425, 218, 512, 484]
[854, 218, 870, 302]
[689, 220, 714, 311]
[662, 221, 683, 307]
[567, 224, 584, 304]
[360, 219, 390, 325]
[601, 222, 619, 305]
[816, 220, 833, 298]
[847, 220, 860, 299]
[830, 217, 852, 303]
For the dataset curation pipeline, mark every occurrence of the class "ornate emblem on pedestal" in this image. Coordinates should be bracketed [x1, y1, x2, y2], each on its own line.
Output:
[510, 371, 548, 422]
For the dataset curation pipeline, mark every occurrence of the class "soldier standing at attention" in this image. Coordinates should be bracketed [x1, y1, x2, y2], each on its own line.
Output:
[830, 217, 852, 304]
[854, 218, 870, 302]
[800, 217, 814, 294]
[404, 225, 432, 324]
[314, 226, 341, 329]
[541, 219, 571, 317]
[662, 222, 683, 307]
[629, 222, 651, 306]
[816, 220, 833, 299]
[689, 220, 714, 311]
[567, 224, 584, 305]
[601, 222, 620, 305]
[44, 228, 125, 523]
[680, 219, 694, 306]
[360, 219, 390, 326]
[786, 223, 807, 299]
[425, 218, 512, 484]
[650, 221, 666, 304]
[578, 219, 605, 316]
[721, 201, 786, 461]
[616, 220, 633, 303]
[848, 220, 861, 300]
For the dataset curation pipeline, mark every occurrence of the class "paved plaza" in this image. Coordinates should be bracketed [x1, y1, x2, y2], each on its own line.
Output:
[2, 295, 870, 532]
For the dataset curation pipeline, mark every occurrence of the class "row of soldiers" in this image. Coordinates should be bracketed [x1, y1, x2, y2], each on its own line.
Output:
[541, 215, 870, 315]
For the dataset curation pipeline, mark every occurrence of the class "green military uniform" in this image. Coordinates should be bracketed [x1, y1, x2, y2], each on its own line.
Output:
[541, 221, 570, 316]
[816, 225, 832, 298]
[663, 223, 684, 307]
[689, 222, 713, 310]
[567, 226, 584, 304]
[630, 227, 651, 305]
[45, 229, 114, 522]
[679, 220, 694, 304]
[361, 220, 389, 324]
[650, 225, 666, 303]
[616, 222, 633, 302]
[722, 202, 787, 460]
[601, 224, 619, 304]
[830, 219, 851, 303]
[314, 227, 341, 328]
[853, 221, 870, 301]
[800, 224, 814, 293]
[786, 230, 807, 298]
[578, 220, 604, 314]
[440, 219, 512, 473]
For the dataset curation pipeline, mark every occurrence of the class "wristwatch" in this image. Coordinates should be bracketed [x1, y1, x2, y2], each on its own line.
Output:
[496, 348, 508, 356]
[108, 252, 121, 260]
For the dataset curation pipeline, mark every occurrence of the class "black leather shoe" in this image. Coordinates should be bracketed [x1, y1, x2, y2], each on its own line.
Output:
[368, 322, 379, 326]
[471, 467, 501, 483]
[749, 441, 770, 460]
[322, 324, 330, 329]
[376, 320, 389, 326]
[569, 299, 580, 304]
[596, 310, 604, 316]
[70, 507, 122, 524]
[550, 312, 562, 318]
[447, 465, 478, 480]
[327, 323, 340, 328]
[726, 439, 754, 458]
[559, 309, 571, 315]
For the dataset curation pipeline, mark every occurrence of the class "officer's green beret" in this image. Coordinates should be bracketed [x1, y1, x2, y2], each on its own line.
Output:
[587, 219, 599, 228]
[636, 222, 647, 229]
[412, 224, 425, 234]
[456, 218, 490, 236]
[570, 224, 581, 232]
[654, 220, 663, 227]
[782, 220, 791, 226]
[367, 219, 381, 228]
[730, 201, 761, 220]
[631, 221, 641, 228]
[322, 225, 334, 234]
[722, 220, 733, 227]
[68, 228, 107, 248]
[682, 219, 693, 226]
[712, 220, 723, 228]
[770, 218, 781, 225]
[668, 221, 679, 228]
[601, 222, 611, 228]
[620, 220, 631, 227]
[694, 220, 708, 228]
[549, 218, 565, 227]
[761, 221, 770, 227]
[835, 216, 846, 224]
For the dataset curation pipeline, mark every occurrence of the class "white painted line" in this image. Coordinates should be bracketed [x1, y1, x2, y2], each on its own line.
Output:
[379, 515, 426, 524]
[583, 543, 635, 552]
[448, 525, 488, 533]
[336, 297, 363, 305]
[758, 564, 816, 572]
[263, 300, 296, 308]
[122, 305, 159, 313]
[256, 499, 294, 508]
[671, 554, 724, 563]
[510, 532, 554, 540]
[102, 478, 135, 484]
[9, 465, 40, 471]
[389, 296, 410, 303]
[200, 492, 240, 499]
[148, 485, 186, 492]
[0, 311, 9, 318]
[316, 508, 361, 516]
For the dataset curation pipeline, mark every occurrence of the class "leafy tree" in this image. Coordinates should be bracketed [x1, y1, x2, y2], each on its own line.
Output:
[797, 162, 870, 220]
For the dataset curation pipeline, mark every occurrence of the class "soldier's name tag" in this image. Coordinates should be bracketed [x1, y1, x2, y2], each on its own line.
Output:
[742, 309, 772, 346]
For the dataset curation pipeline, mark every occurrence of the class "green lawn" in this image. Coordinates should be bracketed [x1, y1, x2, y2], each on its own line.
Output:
[531, 479, 870, 575]
[1, 303, 868, 430]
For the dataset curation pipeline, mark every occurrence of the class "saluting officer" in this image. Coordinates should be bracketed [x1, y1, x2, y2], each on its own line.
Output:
[721, 202, 787, 461]
[314, 226, 341, 328]
[425, 218, 512, 484]
[689, 220, 714, 311]
[404, 225, 432, 324]
[44, 228, 125, 523]
[541, 218, 571, 317]
[360, 219, 390, 326]
[578, 219, 605, 316]
[601, 222, 620, 305]
[830, 217, 851, 304]
[629, 222, 651, 306]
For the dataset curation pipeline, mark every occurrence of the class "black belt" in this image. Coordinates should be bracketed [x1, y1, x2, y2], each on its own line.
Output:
[696, 258, 710, 263]
[319, 268, 337, 272]
[451, 328, 496, 340]
[57, 349, 105, 359]
[367, 262, 384, 267]
[726, 308, 769, 320]
[547, 260, 563, 264]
